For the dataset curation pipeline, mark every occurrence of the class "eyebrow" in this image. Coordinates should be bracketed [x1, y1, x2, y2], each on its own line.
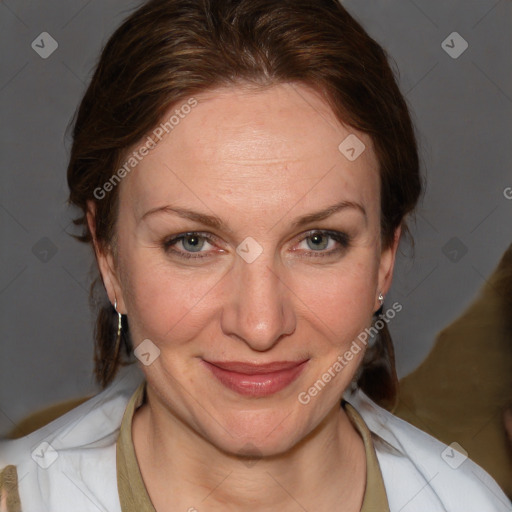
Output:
[140, 200, 367, 231]
[290, 200, 367, 229]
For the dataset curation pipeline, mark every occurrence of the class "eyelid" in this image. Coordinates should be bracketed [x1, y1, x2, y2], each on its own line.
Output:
[163, 231, 218, 245]
[292, 229, 351, 255]
[296, 229, 350, 244]
[162, 229, 350, 260]
[162, 231, 221, 259]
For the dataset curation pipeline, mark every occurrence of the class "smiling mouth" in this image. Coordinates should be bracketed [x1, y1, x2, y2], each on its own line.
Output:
[201, 359, 309, 397]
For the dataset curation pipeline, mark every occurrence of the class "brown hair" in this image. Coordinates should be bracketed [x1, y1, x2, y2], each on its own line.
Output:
[67, 0, 423, 407]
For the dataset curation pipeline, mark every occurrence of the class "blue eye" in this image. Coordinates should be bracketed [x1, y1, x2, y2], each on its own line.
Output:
[297, 230, 350, 257]
[305, 232, 330, 250]
[162, 229, 350, 260]
[163, 232, 215, 259]
[180, 234, 206, 252]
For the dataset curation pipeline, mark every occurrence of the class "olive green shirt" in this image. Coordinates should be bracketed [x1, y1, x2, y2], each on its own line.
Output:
[116, 381, 390, 511]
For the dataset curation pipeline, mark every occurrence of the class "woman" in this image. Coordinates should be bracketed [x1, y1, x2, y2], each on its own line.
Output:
[0, 0, 510, 510]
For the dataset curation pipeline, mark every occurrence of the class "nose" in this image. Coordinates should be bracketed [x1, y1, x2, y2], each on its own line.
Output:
[220, 253, 296, 352]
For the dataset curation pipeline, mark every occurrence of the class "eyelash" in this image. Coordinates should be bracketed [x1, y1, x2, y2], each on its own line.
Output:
[161, 230, 351, 260]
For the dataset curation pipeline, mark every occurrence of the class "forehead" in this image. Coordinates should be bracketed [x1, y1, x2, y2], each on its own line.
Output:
[120, 83, 379, 218]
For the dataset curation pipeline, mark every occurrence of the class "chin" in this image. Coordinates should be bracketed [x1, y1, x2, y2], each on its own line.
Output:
[199, 405, 309, 459]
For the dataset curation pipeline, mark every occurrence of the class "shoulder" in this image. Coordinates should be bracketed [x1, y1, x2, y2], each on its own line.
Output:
[0, 365, 144, 512]
[345, 387, 512, 512]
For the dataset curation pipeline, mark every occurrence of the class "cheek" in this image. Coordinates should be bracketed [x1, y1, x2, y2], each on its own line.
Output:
[119, 251, 223, 345]
[291, 254, 379, 328]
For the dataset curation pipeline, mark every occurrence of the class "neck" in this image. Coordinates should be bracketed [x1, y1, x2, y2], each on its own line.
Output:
[132, 387, 366, 512]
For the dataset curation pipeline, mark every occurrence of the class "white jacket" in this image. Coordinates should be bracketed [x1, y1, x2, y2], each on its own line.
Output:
[1, 364, 511, 512]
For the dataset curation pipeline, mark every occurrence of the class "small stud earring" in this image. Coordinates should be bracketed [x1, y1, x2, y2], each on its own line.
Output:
[378, 292, 384, 306]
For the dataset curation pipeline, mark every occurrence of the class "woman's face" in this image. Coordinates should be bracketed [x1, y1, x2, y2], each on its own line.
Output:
[93, 83, 400, 456]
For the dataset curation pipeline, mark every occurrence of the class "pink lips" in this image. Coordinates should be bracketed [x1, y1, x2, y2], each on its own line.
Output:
[202, 359, 308, 397]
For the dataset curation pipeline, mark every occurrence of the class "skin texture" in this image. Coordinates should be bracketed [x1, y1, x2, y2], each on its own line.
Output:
[88, 83, 401, 511]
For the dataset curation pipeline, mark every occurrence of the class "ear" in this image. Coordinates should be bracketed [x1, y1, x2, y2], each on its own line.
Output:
[86, 201, 126, 314]
[375, 225, 402, 311]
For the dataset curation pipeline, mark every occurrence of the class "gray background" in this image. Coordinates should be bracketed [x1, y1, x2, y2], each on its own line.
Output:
[0, 0, 511, 438]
